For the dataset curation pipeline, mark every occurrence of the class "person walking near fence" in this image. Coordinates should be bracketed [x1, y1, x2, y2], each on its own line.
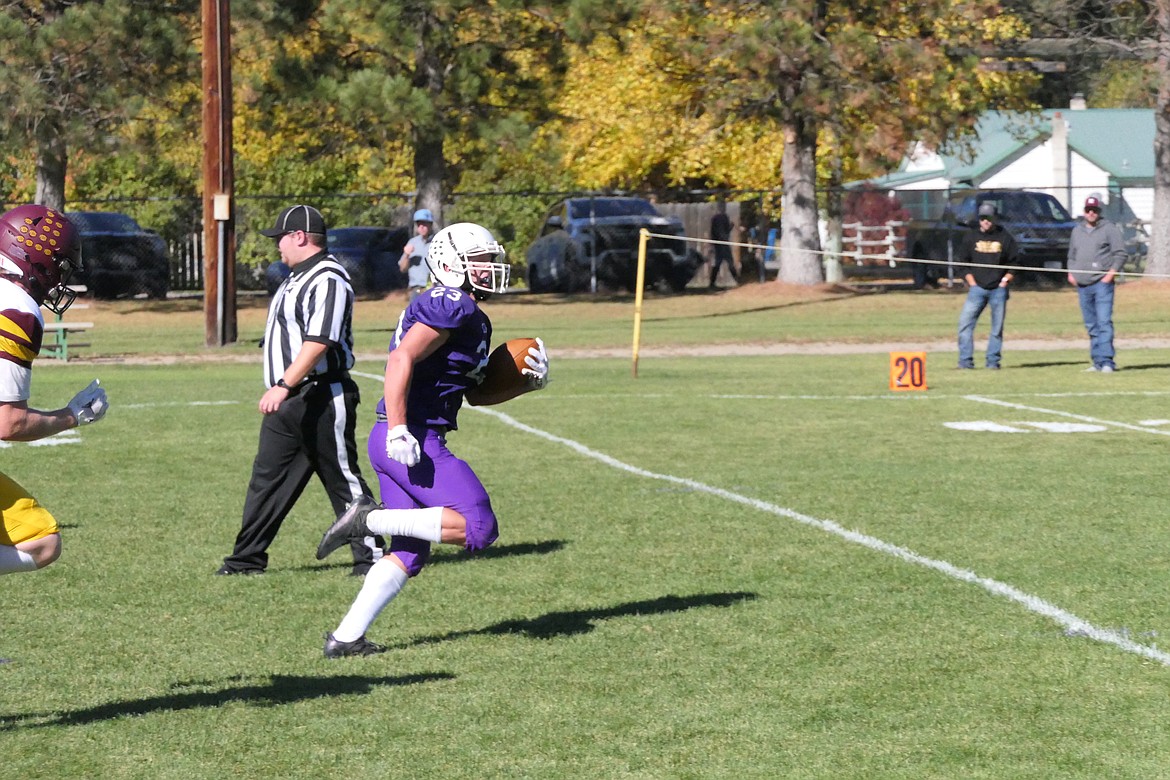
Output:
[957, 202, 1017, 370]
[708, 201, 735, 289]
[218, 204, 382, 577]
[0, 205, 108, 577]
[1067, 195, 1128, 373]
[399, 209, 435, 303]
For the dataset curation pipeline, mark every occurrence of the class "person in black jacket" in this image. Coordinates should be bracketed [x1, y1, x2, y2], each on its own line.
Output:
[957, 202, 1017, 370]
[708, 201, 735, 289]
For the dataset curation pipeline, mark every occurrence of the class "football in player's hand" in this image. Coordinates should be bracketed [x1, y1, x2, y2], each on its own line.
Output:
[477, 338, 539, 396]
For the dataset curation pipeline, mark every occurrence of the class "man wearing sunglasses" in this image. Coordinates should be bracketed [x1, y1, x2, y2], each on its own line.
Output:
[956, 201, 1017, 370]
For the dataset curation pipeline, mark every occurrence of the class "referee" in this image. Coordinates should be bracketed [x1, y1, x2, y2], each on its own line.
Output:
[218, 204, 382, 576]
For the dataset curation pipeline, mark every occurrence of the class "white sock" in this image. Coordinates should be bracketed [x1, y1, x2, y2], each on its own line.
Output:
[366, 506, 443, 543]
[0, 546, 37, 575]
[333, 559, 408, 642]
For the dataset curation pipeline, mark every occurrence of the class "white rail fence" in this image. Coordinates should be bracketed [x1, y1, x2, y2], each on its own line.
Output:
[840, 221, 907, 267]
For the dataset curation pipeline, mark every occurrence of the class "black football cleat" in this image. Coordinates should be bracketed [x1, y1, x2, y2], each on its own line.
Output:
[323, 632, 387, 659]
[316, 494, 380, 560]
[215, 564, 264, 576]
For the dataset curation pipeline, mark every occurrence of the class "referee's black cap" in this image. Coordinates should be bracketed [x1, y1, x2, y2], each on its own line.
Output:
[260, 204, 327, 237]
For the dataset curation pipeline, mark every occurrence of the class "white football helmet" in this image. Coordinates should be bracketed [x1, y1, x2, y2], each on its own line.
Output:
[426, 222, 509, 297]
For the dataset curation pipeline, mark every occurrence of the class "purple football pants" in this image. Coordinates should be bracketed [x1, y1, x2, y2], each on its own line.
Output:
[368, 423, 499, 576]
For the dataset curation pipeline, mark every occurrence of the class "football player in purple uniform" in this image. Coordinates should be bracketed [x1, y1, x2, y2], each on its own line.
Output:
[0, 205, 108, 577]
[315, 222, 549, 658]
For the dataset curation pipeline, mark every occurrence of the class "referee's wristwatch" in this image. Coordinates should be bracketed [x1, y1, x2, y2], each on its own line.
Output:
[276, 378, 294, 390]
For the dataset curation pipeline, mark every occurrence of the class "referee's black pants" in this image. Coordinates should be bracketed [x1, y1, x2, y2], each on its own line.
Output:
[221, 377, 380, 574]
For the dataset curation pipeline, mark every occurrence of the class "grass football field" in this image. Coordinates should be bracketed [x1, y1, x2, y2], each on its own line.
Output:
[6, 282, 1170, 778]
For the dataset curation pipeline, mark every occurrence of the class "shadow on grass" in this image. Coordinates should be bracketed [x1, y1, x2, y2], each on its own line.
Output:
[1012, 360, 1086, 369]
[1011, 360, 1170, 371]
[1105, 362, 1170, 372]
[642, 293, 859, 323]
[298, 540, 567, 575]
[0, 672, 451, 732]
[428, 539, 566, 566]
[399, 591, 757, 647]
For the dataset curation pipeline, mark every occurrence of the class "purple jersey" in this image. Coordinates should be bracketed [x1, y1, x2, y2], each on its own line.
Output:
[376, 285, 491, 430]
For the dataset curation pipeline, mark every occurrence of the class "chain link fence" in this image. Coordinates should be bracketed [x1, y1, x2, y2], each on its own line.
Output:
[60, 190, 782, 296]
[61, 185, 1150, 296]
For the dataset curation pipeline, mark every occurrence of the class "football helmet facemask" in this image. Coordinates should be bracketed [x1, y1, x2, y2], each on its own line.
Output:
[426, 222, 509, 298]
[0, 205, 82, 315]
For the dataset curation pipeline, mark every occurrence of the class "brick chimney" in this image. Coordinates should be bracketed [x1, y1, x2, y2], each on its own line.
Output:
[1052, 111, 1071, 211]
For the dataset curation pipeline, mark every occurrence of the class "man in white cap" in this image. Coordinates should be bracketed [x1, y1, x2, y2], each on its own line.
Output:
[1067, 195, 1128, 372]
[399, 208, 435, 303]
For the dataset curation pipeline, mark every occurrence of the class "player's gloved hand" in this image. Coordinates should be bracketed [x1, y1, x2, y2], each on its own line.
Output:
[522, 337, 550, 390]
[385, 424, 420, 467]
[68, 379, 108, 425]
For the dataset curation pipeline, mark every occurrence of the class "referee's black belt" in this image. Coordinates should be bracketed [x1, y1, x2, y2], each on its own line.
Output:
[283, 370, 350, 391]
[307, 370, 350, 384]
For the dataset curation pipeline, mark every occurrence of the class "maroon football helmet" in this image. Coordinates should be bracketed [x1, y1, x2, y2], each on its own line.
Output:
[0, 205, 82, 315]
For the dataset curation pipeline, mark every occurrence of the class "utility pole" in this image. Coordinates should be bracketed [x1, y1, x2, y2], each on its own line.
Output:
[202, 0, 236, 346]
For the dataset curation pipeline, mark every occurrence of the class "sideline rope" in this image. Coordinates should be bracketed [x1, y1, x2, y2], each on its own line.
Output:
[653, 230, 1166, 281]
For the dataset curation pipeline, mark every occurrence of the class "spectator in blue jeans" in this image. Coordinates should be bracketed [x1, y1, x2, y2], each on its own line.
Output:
[957, 202, 1017, 370]
[1067, 195, 1128, 372]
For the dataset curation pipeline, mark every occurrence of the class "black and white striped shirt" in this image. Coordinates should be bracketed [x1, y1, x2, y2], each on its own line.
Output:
[263, 251, 356, 388]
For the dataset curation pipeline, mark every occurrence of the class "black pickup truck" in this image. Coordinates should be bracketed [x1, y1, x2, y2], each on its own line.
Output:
[903, 190, 1076, 288]
[525, 196, 703, 293]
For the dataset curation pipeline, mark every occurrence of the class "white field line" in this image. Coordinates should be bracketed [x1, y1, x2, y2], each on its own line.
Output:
[965, 395, 1170, 436]
[492, 391, 1170, 402]
[352, 369, 1170, 665]
[123, 400, 240, 409]
[466, 404, 1170, 665]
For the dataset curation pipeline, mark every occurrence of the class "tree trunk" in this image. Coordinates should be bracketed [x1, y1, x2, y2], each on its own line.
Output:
[34, 118, 67, 211]
[822, 150, 844, 283]
[777, 115, 824, 285]
[412, 128, 445, 224]
[1149, 0, 1170, 279]
[412, 11, 445, 224]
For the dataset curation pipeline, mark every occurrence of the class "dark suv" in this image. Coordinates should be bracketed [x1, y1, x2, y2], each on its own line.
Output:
[903, 190, 1077, 287]
[525, 197, 701, 293]
[66, 211, 171, 299]
[326, 226, 409, 294]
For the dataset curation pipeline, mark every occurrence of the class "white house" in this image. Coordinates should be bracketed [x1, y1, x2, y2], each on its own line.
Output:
[854, 102, 1154, 226]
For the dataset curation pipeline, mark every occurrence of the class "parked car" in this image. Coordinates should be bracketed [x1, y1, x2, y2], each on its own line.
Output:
[326, 226, 410, 294]
[525, 197, 702, 293]
[264, 260, 291, 296]
[66, 210, 171, 299]
[903, 190, 1076, 287]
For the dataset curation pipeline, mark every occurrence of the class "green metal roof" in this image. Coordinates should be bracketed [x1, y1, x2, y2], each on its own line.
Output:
[1055, 109, 1154, 185]
[861, 109, 1154, 188]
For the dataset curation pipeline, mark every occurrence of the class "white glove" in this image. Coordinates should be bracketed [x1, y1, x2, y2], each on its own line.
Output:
[68, 379, 108, 425]
[385, 424, 420, 467]
[522, 337, 550, 390]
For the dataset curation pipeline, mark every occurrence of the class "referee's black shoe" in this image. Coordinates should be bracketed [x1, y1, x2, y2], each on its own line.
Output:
[323, 632, 387, 659]
[316, 494, 380, 560]
[215, 564, 264, 576]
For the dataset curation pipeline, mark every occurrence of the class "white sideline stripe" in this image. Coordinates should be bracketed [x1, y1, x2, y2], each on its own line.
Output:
[352, 368, 1170, 665]
[492, 390, 1170, 402]
[468, 403, 1170, 666]
[0, 430, 80, 448]
[123, 401, 240, 409]
[965, 395, 1170, 436]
